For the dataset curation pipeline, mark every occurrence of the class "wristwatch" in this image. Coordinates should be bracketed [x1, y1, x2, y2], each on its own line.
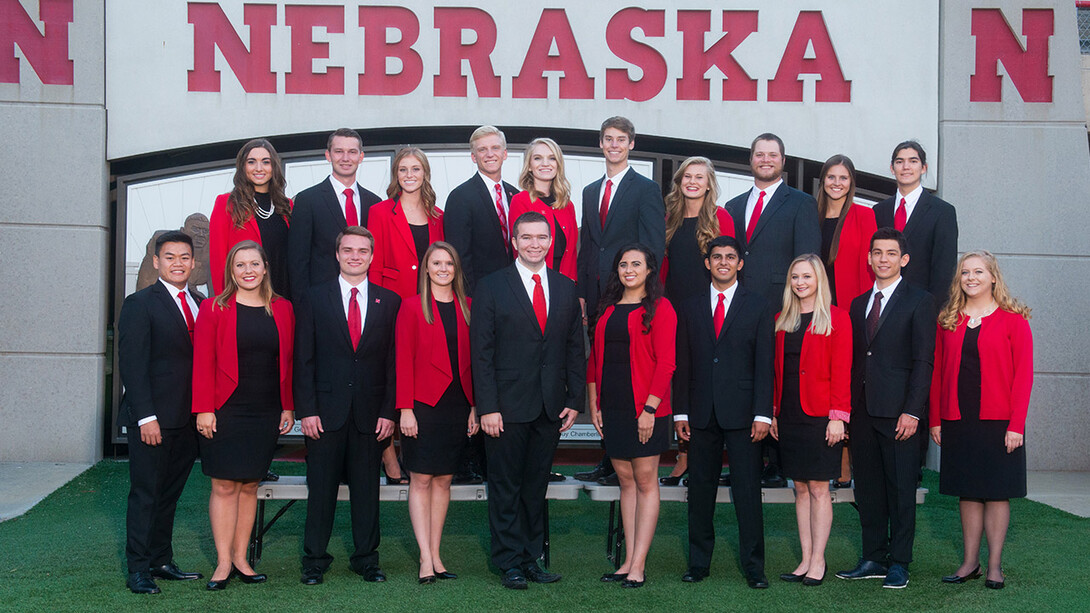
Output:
[642, 405, 657, 416]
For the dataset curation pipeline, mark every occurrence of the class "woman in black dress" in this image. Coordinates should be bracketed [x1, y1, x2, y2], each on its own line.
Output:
[588, 244, 677, 588]
[770, 254, 851, 586]
[930, 251, 1033, 589]
[193, 241, 294, 589]
[396, 242, 479, 583]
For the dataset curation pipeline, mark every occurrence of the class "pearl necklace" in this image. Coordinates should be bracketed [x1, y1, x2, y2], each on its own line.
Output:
[254, 197, 274, 220]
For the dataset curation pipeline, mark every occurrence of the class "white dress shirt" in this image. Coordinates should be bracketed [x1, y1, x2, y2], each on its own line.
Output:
[329, 175, 361, 223]
[866, 275, 903, 319]
[339, 275, 369, 329]
[479, 171, 509, 213]
[514, 258, 549, 314]
[597, 164, 632, 213]
[139, 279, 201, 426]
[895, 184, 924, 223]
[745, 178, 783, 229]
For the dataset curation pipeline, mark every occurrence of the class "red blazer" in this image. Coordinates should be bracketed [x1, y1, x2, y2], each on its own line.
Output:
[368, 199, 444, 299]
[208, 192, 292, 295]
[830, 203, 877, 307]
[395, 295, 474, 409]
[588, 298, 677, 417]
[508, 191, 579, 281]
[192, 295, 294, 414]
[773, 306, 852, 419]
[929, 309, 1033, 434]
[660, 207, 734, 283]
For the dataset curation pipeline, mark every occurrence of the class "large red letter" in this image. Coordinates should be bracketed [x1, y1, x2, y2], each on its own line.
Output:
[433, 7, 500, 97]
[767, 11, 850, 102]
[358, 5, 422, 96]
[512, 9, 594, 100]
[676, 10, 758, 102]
[970, 8, 1053, 103]
[605, 8, 667, 102]
[0, 0, 73, 85]
[188, 2, 276, 93]
[285, 5, 344, 95]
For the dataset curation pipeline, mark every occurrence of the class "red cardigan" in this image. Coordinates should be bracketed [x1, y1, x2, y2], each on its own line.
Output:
[508, 191, 579, 281]
[208, 192, 292, 295]
[192, 296, 294, 414]
[395, 295, 474, 409]
[929, 309, 1033, 434]
[830, 203, 877, 307]
[588, 298, 677, 417]
[367, 199, 444, 299]
[660, 207, 735, 284]
[773, 306, 852, 420]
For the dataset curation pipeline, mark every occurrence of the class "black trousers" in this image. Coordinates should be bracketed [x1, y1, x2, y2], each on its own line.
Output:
[687, 420, 764, 578]
[126, 419, 198, 574]
[302, 420, 381, 571]
[851, 405, 921, 565]
[484, 409, 560, 571]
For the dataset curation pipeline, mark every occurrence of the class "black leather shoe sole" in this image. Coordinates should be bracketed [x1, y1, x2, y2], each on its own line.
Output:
[150, 565, 203, 581]
[681, 569, 708, 583]
[747, 577, 770, 589]
[418, 575, 436, 584]
[206, 579, 228, 591]
[301, 568, 324, 585]
[436, 571, 458, 580]
[779, 572, 804, 582]
[942, 566, 982, 583]
[621, 577, 645, 588]
[600, 572, 628, 582]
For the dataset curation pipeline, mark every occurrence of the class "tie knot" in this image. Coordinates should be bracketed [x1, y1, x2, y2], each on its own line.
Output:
[875, 290, 883, 301]
[899, 197, 906, 206]
[494, 183, 502, 195]
[344, 188, 352, 197]
[178, 291, 185, 300]
[351, 287, 359, 298]
[759, 190, 765, 198]
[606, 179, 612, 188]
[717, 292, 725, 304]
[532, 273, 541, 284]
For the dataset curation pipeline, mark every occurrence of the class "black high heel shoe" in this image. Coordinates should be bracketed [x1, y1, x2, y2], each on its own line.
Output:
[942, 566, 982, 584]
[231, 565, 267, 584]
[206, 575, 229, 591]
[660, 470, 689, 486]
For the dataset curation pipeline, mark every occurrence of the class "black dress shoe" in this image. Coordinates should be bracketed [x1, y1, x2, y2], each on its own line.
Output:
[356, 565, 386, 582]
[419, 575, 436, 584]
[682, 567, 709, 583]
[436, 571, 457, 580]
[621, 576, 645, 588]
[836, 558, 889, 580]
[206, 578, 228, 591]
[760, 464, 787, 488]
[802, 567, 826, 586]
[719, 473, 731, 486]
[230, 565, 267, 584]
[548, 472, 566, 482]
[301, 567, 324, 585]
[660, 475, 682, 486]
[524, 562, 561, 583]
[597, 473, 619, 486]
[574, 462, 613, 482]
[127, 572, 161, 594]
[501, 568, 528, 590]
[384, 475, 409, 485]
[942, 566, 982, 583]
[985, 578, 1005, 589]
[600, 572, 628, 582]
[779, 572, 804, 583]
[150, 562, 202, 581]
[746, 574, 770, 589]
[831, 479, 852, 489]
[882, 564, 909, 589]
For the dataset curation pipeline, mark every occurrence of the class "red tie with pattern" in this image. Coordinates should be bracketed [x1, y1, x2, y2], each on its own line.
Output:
[348, 287, 362, 350]
[344, 188, 357, 227]
[599, 179, 613, 229]
[713, 292, 726, 337]
[178, 291, 195, 340]
[532, 274, 547, 333]
[746, 190, 765, 242]
[894, 197, 907, 231]
[494, 183, 509, 248]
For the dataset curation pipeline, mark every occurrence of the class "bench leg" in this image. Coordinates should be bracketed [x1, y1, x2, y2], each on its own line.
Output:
[542, 500, 550, 569]
[605, 500, 625, 569]
[248, 500, 265, 569]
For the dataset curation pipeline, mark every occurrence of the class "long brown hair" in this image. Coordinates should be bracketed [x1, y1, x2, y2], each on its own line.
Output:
[518, 138, 572, 210]
[387, 147, 438, 218]
[665, 157, 721, 255]
[774, 254, 833, 336]
[214, 240, 277, 315]
[228, 139, 291, 229]
[417, 242, 470, 326]
[938, 250, 1031, 331]
[815, 154, 858, 265]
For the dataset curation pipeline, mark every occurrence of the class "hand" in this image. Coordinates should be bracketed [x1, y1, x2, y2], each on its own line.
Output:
[590, 407, 603, 438]
[751, 420, 770, 442]
[637, 410, 655, 444]
[769, 417, 779, 441]
[930, 425, 941, 447]
[481, 412, 504, 438]
[467, 407, 479, 437]
[826, 419, 845, 446]
[301, 415, 324, 440]
[675, 419, 690, 442]
[558, 408, 578, 432]
[400, 409, 418, 438]
[894, 414, 918, 441]
[579, 297, 588, 325]
[279, 411, 295, 435]
[139, 420, 162, 446]
[1005, 430, 1024, 453]
[376, 417, 395, 441]
[196, 412, 216, 439]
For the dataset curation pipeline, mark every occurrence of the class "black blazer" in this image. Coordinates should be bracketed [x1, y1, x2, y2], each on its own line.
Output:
[578, 170, 666, 311]
[725, 185, 821, 309]
[293, 279, 401, 432]
[288, 178, 382, 293]
[849, 280, 936, 419]
[471, 265, 586, 423]
[117, 281, 204, 429]
[874, 190, 958, 305]
[443, 174, 520, 295]
[674, 285, 773, 430]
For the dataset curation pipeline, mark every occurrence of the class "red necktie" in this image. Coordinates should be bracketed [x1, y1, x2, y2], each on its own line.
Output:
[178, 291, 195, 340]
[746, 190, 765, 243]
[532, 273, 547, 333]
[866, 290, 883, 340]
[894, 197, 907, 231]
[713, 292, 725, 337]
[599, 179, 613, 229]
[344, 188, 358, 227]
[494, 183, 509, 249]
[348, 287, 362, 350]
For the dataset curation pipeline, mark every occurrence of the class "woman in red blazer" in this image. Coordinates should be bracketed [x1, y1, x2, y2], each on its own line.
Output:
[588, 243, 676, 588]
[395, 241, 479, 583]
[770, 254, 851, 586]
[509, 138, 578, 281]
[929, 251, 1033, 589]
[192, 240, 294, 589]
[208, 139, 293, 298]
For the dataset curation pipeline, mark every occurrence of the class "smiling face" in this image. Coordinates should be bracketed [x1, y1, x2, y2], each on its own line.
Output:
[427, 247, 456, 289]
[336, 233, 374, 281]
[244, 147, 273, 192]
[750, 139, 784, 185]
[891, 146, 926, 192]
[513, 219, 552, 269]
[681, 163, 711, 204]
[326, 135, 364, 185]
[470, 134, 507, 180]
[231, 248, 266, 291]
[599, 127, 634, 166]
[617, 249, 650, 293]
[397, 155, 425, 195]
[959, 255, 995, 301]
[868, 239, 910, 283]
[153, 241, 195, 289]
[822, 163, 852, 204]
[789, 260, 818, 302]
[528, 143, 558, 185]
[705, 245, 743, 288]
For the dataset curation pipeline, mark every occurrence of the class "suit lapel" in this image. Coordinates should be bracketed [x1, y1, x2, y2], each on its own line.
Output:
[474, 174, 508, 245]
[320, 179, 348, 230]
[602, 171, 635, 235]
[505, 267, 542, 338]
[718, 286, 745, 342]
[585, 177, 605, 243]
[902, 191, 931, 237]
[152, 281, 191, 342]
[388, 200, 417, 253]
[328, 283, 354, 350]
[749, 186, 789, 243]
[868, 281, 906, 345]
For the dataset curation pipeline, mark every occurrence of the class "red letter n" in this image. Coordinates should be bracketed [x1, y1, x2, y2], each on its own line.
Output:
[433, 7, 500, 97]
[970, 8, 1053, 103]
[676, 10, 758, 102]
[188, 2, 277, 93]
[0, 0, 73, 85]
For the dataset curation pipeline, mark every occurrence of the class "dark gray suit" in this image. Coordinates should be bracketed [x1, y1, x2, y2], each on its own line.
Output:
[443, 174, 520, 295]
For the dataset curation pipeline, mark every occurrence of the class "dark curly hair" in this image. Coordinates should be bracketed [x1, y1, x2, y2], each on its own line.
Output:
[596, 242, 663, 334]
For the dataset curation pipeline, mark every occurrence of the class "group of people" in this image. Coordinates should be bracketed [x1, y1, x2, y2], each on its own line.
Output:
[117, 119, 1033, 596]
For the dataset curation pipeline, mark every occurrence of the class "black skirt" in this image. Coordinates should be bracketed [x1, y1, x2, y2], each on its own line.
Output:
[600, 304, 670, 459]
[778, 313, 842, 481]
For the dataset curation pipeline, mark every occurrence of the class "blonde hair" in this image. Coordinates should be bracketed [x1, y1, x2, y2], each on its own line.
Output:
[775, 254, 833, 336]
[387, 147, 439, 218]
[470, 125, 507, 148]
[417, 241, 470, 326]
[665, 157, 721, 256]
[938, 250, 1031, 331]
[518, 138, 572, 209]
[215, 240, 276, 315]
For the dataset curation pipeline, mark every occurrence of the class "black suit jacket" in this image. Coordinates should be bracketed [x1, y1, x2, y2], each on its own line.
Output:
[849, 280, 936, 419]
[288, 178, 382, 293]
[874, 190, 958, 305]
[443, 174, 519, 295]
[117, 281, 204, 430]
[293, 279, 401, 432]
[471, 265, 586, 423]
[674, 285, 773, 430]
[578, 170, 666, 311]
[725, 185, 821, 309]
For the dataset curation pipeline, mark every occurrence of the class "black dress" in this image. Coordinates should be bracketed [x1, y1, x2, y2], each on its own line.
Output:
[410, 222, 430, 269]
[778, 313, 842, 481]
[254, 192, 291, 299]
[199, 304, 282, 480]
[401, 300, 472, 475]
[540, 195, 567, 272]
[600, 304, 670, 459]
[665, 217, 710, 306]
[939, 325, 1027, 499]
[821, 217, 839, 306]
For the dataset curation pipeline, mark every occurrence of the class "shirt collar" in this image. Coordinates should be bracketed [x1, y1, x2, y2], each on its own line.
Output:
[605, 164, 631, 184]
[871, 275, 902, 301]
[159, 277, 190, 300]
[339, 274, 368, 297]
[752, 178, 783, 200]
[710, 281, 739, 305]
[329, 174, 357, 197]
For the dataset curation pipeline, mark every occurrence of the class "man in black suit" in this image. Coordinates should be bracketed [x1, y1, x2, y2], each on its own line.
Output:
[873, 141, 958, 306]
[117, 231, 204, 594]
[674, 235, 773, 589]
[472, 211, 585, 590]
[294, 226, 401, 585]
[836, 228, 935, 589]
[288, 128, 383, 294]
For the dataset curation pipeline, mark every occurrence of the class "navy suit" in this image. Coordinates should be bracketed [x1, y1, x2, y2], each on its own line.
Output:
[288, 178, 382, 293]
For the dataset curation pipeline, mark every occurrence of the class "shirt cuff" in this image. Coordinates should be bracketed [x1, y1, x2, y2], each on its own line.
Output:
[903, 413, 919, 421]
[136, 416, 158, 426]
[673, 414, 688, 422]
[828, 410, 851, 423]
[753, 416, 772, 425]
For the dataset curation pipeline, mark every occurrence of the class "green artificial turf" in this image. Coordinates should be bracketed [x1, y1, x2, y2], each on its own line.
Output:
[0, 461, 1086, 612]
